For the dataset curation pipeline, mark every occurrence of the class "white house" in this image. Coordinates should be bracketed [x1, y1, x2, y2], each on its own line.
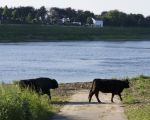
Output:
[92, 18, 103, 27]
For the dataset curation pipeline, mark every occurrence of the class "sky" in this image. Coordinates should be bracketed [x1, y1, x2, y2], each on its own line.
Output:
[1, 0, 150, 16]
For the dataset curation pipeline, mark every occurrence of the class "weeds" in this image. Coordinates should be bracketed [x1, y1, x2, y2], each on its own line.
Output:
[0, 84, 70, 120]
[123, 75, 150, 120]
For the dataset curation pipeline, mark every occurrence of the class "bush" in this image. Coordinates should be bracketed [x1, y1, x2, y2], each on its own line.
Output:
[0, 84, 54, 120]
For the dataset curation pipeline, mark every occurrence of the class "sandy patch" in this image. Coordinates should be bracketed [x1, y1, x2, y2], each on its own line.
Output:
[52, 90, 128, 120]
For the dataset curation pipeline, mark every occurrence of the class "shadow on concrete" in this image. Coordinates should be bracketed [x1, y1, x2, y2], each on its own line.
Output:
[51, 101, 112, 105]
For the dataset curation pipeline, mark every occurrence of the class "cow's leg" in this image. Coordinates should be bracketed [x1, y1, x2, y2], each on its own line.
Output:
[88, 90, 94, 102]
[95, 91, 101, 103]
[111, 93, 115, 103]
[118, 93, 122, 101]
[46, 90, 51, 100]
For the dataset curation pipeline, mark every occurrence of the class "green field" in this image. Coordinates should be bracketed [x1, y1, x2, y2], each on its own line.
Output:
[0, 25, 150, 42]
[123, 75, 150, 120]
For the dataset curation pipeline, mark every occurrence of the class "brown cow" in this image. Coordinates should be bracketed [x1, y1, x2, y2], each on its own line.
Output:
[19, 77, 58, 99]
[88, 79, 129, 103]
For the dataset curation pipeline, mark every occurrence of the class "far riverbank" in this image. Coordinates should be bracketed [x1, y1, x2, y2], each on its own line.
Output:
[0, 25, 150, 42]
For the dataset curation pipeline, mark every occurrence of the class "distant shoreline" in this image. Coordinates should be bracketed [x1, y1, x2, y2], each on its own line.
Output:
[0, 25, 150, 42]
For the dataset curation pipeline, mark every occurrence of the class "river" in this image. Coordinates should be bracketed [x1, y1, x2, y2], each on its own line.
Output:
[0, 41, 150, 83]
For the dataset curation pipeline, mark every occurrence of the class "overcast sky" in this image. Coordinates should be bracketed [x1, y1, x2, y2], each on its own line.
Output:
[1, 0, 150, 16]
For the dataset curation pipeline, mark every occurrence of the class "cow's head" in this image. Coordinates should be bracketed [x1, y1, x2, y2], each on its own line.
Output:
[51, 79, 58, 89]
[19, 80, 29, 88]
[124, 79, 130, 88]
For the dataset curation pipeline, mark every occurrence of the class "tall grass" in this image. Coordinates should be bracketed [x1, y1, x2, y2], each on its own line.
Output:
[0, 84, 68, 120]
[123, 75, 150, 120]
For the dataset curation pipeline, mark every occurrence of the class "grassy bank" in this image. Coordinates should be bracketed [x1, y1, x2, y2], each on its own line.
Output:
[123, 75, 150, 120]
[0, 24, 150, 42]
[0, 83, 71, 120]
[0, 76, 150, 120]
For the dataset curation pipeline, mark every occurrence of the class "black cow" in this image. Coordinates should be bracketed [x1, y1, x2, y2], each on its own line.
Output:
[88, 79, 129, 103]
[19, 77, 58, 99]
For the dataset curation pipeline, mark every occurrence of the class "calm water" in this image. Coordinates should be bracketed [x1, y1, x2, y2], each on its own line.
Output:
[0, 41, 150, 83]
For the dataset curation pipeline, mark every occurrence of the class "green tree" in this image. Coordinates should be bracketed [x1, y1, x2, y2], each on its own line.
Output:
[12, 10, 17, 20]
[101, 10, 128, 26]
[145, 16, 150, 27]
[86, 17, 93, 25]
[2, 5, 9, 22]
[26, 13, 32, 23]
[37, 6, 47, 24]
[2, 5, 9, 16]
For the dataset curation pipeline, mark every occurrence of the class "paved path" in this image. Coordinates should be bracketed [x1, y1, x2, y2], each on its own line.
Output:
[52, 90, 128, 120]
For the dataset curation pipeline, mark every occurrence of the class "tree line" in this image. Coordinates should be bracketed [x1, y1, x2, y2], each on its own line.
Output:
[0, 5, 150, 27]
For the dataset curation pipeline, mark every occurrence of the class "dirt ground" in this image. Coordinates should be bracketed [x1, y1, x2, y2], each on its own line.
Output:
[52, 90, 128, 120]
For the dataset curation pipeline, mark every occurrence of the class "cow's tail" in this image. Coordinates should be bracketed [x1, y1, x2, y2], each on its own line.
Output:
[90, 80, 95, 92]
[88, 80, 95, 102]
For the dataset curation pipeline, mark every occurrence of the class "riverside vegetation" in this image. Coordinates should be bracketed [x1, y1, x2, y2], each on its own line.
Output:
[0, 75, 149, 120]
[0, 25, 150, 42]
[123, 75, 150, 120]
[0, 83, 72, 120]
